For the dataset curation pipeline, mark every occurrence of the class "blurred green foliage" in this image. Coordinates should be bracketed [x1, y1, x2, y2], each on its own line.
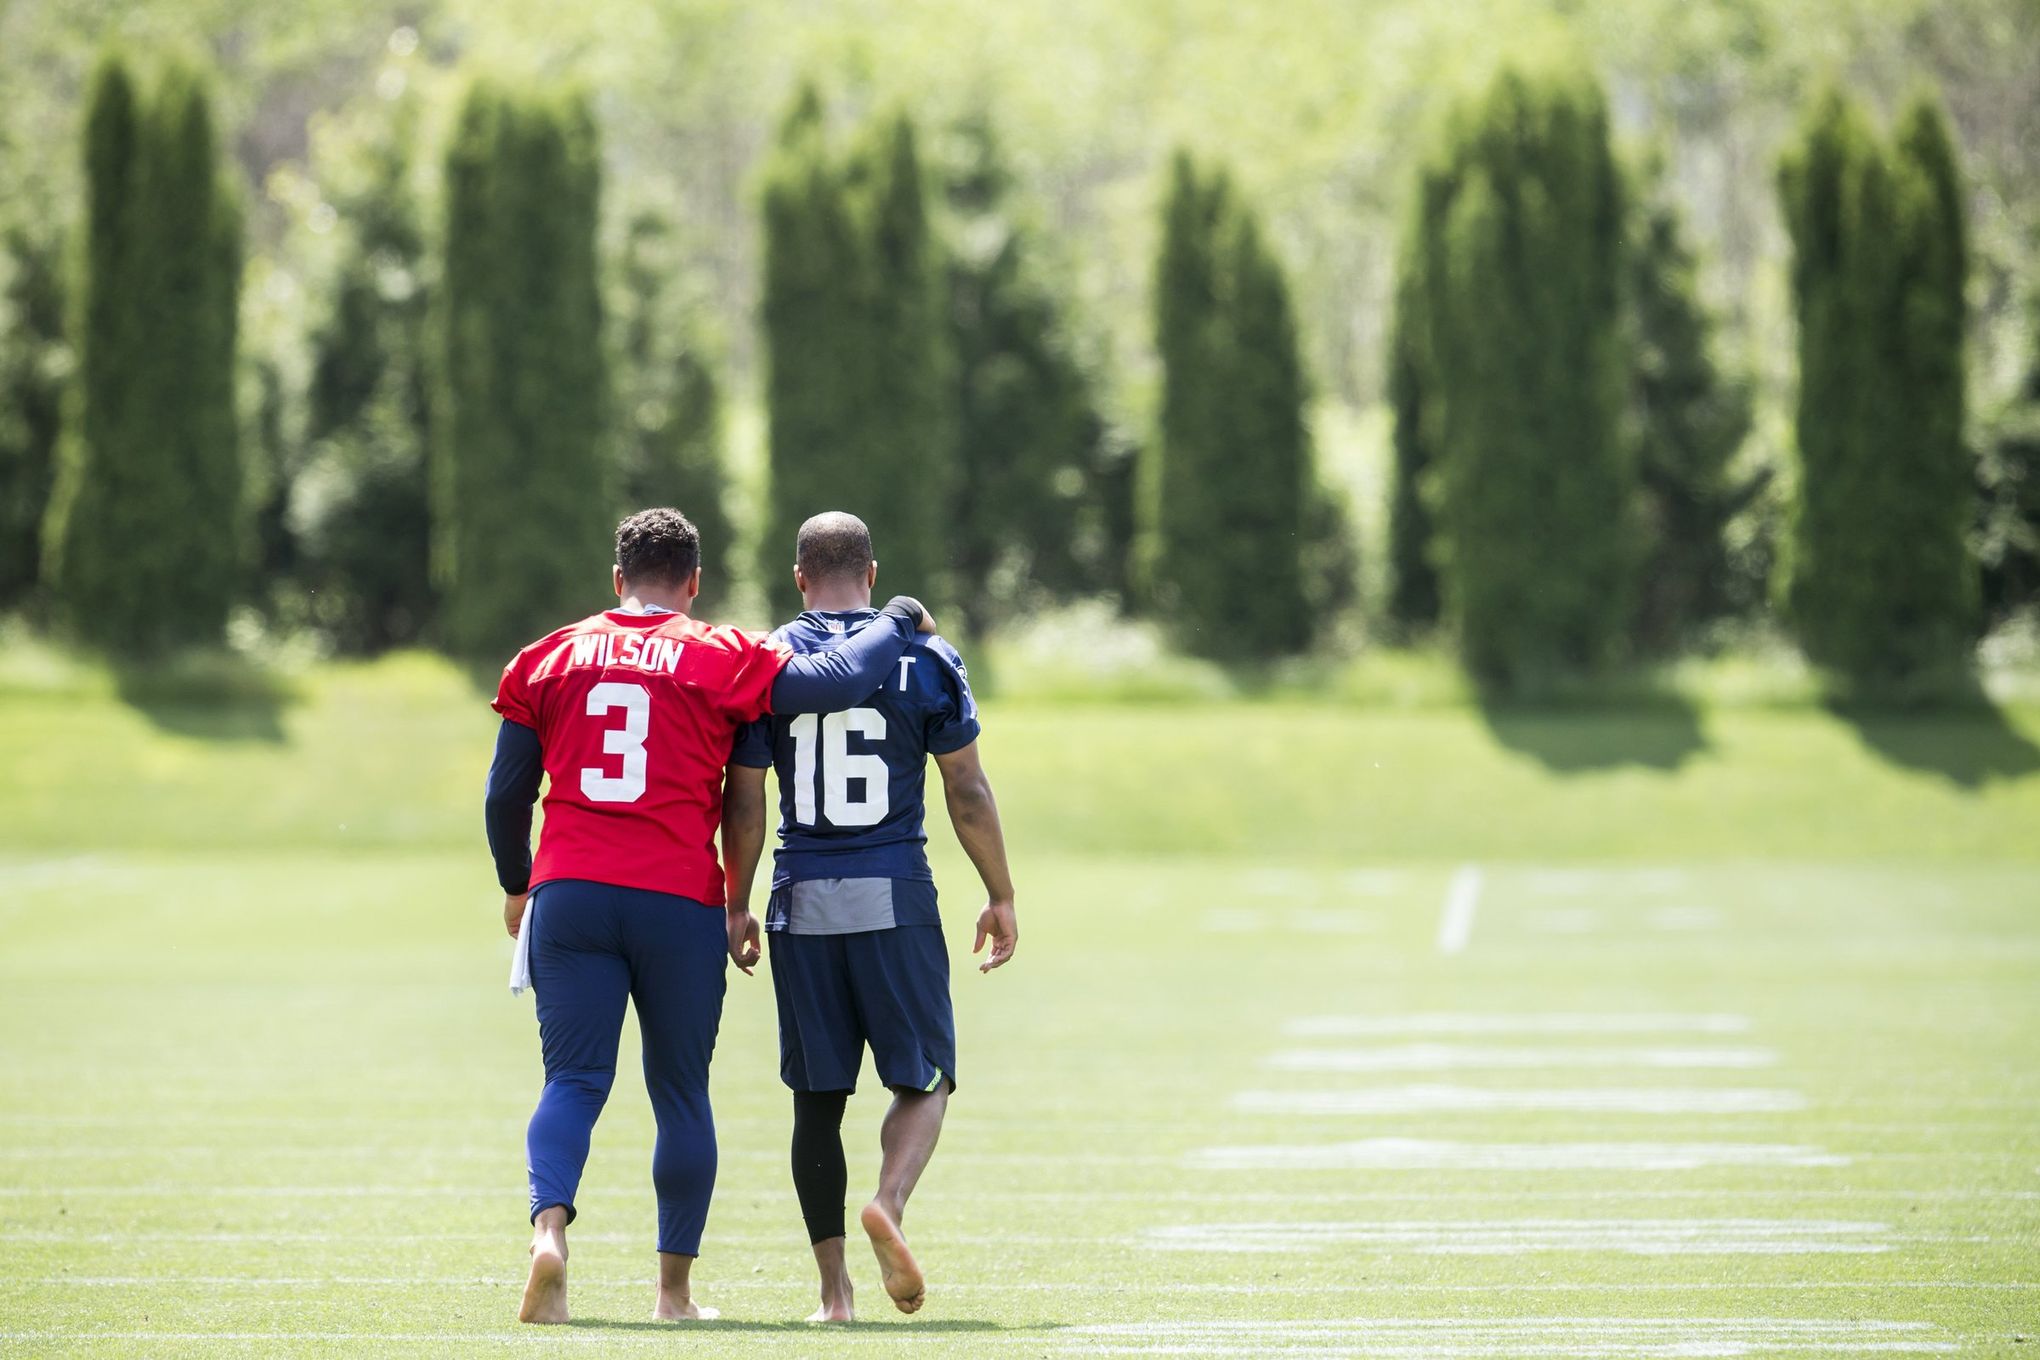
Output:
[1144, 151, 1317, 659]
[1411, 60, 1635, 685]
[1780, 88, 1975, 684]
[759, 87, 951, 616]
[0, 0, 2035, 678]
[1384, 229, 1441, 637]
[44, 51, 243, 655]
[612, 210, 735, 614]
[0, 213, 67, 610]
[941, 113, 1127, 639]
[1975, 300, 2040, 628]
[1626, 151, 1763, 651]
[285, 86, 435, 653]
[432, 77, 609, 659]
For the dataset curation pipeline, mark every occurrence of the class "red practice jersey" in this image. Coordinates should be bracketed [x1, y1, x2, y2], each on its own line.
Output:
[493, 610, 790, 905]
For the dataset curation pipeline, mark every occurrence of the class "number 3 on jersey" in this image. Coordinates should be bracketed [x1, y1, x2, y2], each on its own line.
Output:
[582, 682, 650, 802]
[789, 707, 888, 827]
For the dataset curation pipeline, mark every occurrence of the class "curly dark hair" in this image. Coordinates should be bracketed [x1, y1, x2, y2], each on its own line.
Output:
[615, 508, 701, 587]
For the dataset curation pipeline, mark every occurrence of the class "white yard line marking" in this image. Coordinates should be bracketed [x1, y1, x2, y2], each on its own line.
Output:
[1141, 1218, 1898, 1256]
[1234, 1086, 1808, 1116]
[1285, 1013, 1752, 1038]
[1191, 1139, 1850, 1171]
[0, 1320, 1965, 1354]
[1029, 1317, 1953, 1357]
[1436, 864, 1482, 954]
[1266, 1045, 1778, 1072]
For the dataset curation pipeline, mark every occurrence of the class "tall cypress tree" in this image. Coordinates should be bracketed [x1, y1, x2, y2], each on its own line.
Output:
[759, 88, 950, 616]
[434, 80, 611, 659]
[45, 52, 242, 655]
[1779, 88, 1974, 682]
[1415, 64, 1632, 684]
[1144, 151, 1317, 658]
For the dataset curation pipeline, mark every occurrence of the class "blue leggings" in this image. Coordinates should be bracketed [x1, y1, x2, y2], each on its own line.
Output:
[526, 879, 728, 1256]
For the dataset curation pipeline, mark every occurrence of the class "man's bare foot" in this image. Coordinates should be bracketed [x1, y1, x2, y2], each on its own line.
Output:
[860, 1201, 925, 1314]
[652, 1293, 720, 1322]
[518, 1235, 569, 1325]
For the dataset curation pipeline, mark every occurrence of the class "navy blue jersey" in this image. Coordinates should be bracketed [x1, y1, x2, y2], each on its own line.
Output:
[732, 609, 979, 888]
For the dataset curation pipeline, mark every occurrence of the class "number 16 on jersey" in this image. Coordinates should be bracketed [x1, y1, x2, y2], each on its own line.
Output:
[788, 707, 889, 828]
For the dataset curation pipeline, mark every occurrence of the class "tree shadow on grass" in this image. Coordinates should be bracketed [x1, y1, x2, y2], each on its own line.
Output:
[1476, 689, 1710, 773]
[1826, 675, 2040, 788]
[113, 652, 298, 743]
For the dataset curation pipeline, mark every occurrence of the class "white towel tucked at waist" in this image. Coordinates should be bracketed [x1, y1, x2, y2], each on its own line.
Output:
[509, 898, 534, 995]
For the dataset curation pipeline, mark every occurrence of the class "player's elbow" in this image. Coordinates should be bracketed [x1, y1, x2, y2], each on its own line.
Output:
[946, 777, 996, 818]
[484, 790, 533, 819]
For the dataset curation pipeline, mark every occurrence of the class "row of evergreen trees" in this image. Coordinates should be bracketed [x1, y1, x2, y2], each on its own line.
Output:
[758, 90, 1126, 637]
[1385, 60, 2000, 688]
[3, 48, 2037, 685]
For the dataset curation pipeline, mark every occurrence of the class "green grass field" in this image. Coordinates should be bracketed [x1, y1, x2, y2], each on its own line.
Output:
[2, 653, 2038, 1357]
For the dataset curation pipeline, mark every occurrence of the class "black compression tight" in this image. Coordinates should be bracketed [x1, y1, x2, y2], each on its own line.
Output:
[791, 1089, 851, 1243]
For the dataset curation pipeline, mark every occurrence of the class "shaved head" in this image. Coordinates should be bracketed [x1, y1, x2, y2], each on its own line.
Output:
[795, 511, 875, 585]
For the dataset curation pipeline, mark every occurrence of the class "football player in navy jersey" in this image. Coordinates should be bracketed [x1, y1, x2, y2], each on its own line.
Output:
[729, 511, 1017, 1321]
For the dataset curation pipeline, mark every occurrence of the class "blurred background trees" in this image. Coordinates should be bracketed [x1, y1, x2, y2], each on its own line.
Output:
[0, 0, 2034, 695]
[758, 89, 951, 619]
[612, 209, 734, 613]
[1779, 89, 1974, 685]
[433, 78, 609, 659]
[43, 51, 242, 656]
[941, 113, 1123, 641]
[1403, 63, 1634, 686]
[0, 213, 67, 614]
[285, 90, 434, 654]
[1143, 152, 1317, 660]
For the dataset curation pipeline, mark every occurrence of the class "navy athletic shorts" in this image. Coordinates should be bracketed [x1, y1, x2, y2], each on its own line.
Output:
[766, 878, 956, 1095]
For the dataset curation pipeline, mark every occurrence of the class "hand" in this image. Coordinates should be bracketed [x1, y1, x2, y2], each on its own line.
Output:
[504, 893, 528, 939]
[973, 901, 1017, 973]
[882, 595, 938, 634]
[727, 908, 762, 976]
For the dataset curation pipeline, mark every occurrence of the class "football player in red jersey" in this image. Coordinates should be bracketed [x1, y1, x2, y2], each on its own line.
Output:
[483, 508, 933, 1325]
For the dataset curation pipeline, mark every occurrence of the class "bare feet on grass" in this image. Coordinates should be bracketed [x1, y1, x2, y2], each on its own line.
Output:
[652, 1293, 720, 1322]
[519, 1214, 570, 1325]
[653, 1251, 719, 1321]
[807, 1238, 855, 1322]
[860, 1200, 925, 1314]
